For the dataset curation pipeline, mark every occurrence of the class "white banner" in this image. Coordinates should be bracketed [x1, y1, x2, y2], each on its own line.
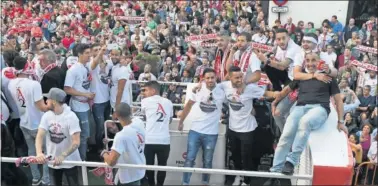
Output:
[350, 60, 377, 71]
[185, 34, 217, 42]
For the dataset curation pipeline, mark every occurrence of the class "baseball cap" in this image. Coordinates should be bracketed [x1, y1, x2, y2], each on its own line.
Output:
[46, 88, 66, 103]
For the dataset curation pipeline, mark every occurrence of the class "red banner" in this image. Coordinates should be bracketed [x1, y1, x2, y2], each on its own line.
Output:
[251, 42, 274, 53]
[356, 45, 377, 54]
[185, 34, 217, 42]
[350, 60, 377, 71]
[114, 16, 145, 21]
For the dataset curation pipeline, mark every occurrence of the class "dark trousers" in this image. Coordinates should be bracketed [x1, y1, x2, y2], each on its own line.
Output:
[49, 167, 79, 186]
[264, 65, 291, 91]
[228, 129, 254, 184]
[1, 162, 30, 186]
[144, 144, 170, 186]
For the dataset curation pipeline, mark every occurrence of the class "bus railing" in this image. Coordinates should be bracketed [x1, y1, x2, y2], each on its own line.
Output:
[1, 157, 313, 185]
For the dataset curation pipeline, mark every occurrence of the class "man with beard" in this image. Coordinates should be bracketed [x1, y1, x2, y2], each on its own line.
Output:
[227, 32, 261, 85]
[35, 88, 81, 186]
[64, 44, 95, 161]
[89, 44, 111, 151]
[213, 35, 232, 81]
[262, 28, 301, 91]
[259, 33, 338, 134]
[109, 49, 133, 120]
[178, 68, 225, 185]
[264, 53, 346, 185]
[221, 66, 277, 185]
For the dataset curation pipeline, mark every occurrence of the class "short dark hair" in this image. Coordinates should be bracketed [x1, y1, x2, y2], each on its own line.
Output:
[144, 80, 161, 93]
[202, 68, 215, 77]
[332, 15, 337, 20]
[228, 66, 241, 75]
[276, 28, 289, 35]
[13, 56, 27, 70]
[2, 50, 19, 67]
[76, 44, 91, 56]
[238, 32, 252, 42]
[91, 43, 100, 49]
[115, 103, 132, 120]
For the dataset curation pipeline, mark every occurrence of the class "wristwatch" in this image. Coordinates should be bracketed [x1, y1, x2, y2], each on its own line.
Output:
[338, 120, 345, 124]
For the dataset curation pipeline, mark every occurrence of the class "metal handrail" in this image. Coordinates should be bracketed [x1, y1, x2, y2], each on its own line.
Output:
[1, 157, 313, 185]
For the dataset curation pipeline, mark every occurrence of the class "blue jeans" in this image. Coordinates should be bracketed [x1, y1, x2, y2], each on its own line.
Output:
[182, 130, 218, 185]
[273, 95, 296, 133]
[74, 111, 90, 161]
[20, 127, 50, 184]
[270, 104, 328, 172]
[92, 101, 110, 148]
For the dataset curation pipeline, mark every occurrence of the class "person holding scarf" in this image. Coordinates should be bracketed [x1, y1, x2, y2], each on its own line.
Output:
[213, 35, 232, 81]
[226, 32, 262, 85]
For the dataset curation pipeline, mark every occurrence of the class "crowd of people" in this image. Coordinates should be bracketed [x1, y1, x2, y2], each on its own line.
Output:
[0, 0, 377, 186]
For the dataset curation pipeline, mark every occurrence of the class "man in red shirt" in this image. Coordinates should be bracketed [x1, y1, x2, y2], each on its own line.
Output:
[61, 32, 75, 49]
[114, 4, 124, 16]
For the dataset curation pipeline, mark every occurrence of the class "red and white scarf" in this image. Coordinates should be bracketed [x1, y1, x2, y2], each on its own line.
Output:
[214, 44, 231, 80]
[235, 46, 253, 73]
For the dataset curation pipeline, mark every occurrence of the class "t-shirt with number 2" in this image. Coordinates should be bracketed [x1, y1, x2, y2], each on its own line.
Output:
[112, 118, 146, 184]
[8, 78, 44, 130]
[141, 95, 173, 144]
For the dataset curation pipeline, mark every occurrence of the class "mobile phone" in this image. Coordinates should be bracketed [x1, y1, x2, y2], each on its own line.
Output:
[317, 60, 325, 70]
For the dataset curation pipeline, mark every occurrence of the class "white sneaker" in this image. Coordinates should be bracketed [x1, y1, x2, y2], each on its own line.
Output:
[32, 179, 42, 186]
[232, 176, 241, 186]
[241, 182, 248, 186]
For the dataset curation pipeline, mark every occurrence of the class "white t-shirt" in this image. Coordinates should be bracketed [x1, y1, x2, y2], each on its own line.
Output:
[320, 52, 337, 67]
[363, 74, 377, 96]
[233, 47, 262, 83]
[39, 104, 82, 169]
[8, 78, 44, 130]
[112, 122, 146, 184]
[141, 95, 173, 144]
[66, 56, 78, 69]
[90, 61, 113, 104]
[189, 84, 225, 135]
[64, 62, 91, 112]
[138, 73, 157, 81]
[110, 64, 132, 109]
[274, 39, 301, 80]
[221, 81, 265, 132]
[1, 68, 19, 119]
[252, 34, 268, 44]
[1, 92, 10, 124]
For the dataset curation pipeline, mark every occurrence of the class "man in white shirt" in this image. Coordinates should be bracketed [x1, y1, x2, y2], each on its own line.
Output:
[89, 44, 112, 151]
[226, 32, 262, 85]
[35, 88, 81, 186]
[110, 49, 133, 120]
[260, 28, 301, 91]
[138, 64, 157, 81]
[252, 28, 268, 44]
[131, 27, 147, 43]
[363, 71, 377, 96]
[221, 66, 276, 185]
[141, 81, 173, 186]
[320, 45, 337, 67]
[102, 103, 146, 186]
[64, 44, 95, 161]
[318, 26, 332, 52]
[178, 68, 225, 185]
[8, 56, 50, 185]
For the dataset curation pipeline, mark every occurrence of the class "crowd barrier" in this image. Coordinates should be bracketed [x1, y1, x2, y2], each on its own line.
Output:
[0, 157, 312, 185]
[354, 162, 378, 186]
